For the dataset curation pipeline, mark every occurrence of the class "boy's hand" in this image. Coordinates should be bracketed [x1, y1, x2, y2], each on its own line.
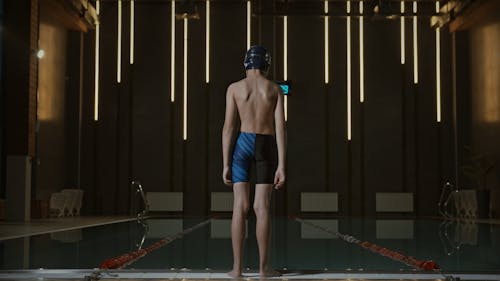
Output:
[273, 167, 286, 189]
[222, 166, 233, 186]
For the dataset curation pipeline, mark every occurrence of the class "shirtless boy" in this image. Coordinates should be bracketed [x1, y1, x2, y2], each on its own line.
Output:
[222, 45, 287, 278]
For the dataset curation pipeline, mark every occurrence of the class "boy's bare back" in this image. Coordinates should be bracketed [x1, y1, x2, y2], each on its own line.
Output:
[229, 75, 281, 135]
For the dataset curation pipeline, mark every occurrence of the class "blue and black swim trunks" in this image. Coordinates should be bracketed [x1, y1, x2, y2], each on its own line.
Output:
[232, 132, 278, 184]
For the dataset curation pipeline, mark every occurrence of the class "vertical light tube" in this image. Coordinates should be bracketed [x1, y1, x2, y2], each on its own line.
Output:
[183, 18, 188, 140]
[247, 0, 251, 50]
[400, 1, 405, 64]
[413, 1, 418, 84]
[130, 0, 134, 64]
[284, 16, 288, 81]
[94, 0, 100, 121]
[347, 1, 351, 140]
[206, 0, 210, 83]
[436, 1, 441, 122]
[359, 0, 364, 103]
[324, 0, 329, 84]
[171, 0, 175, 102]
[117, 0, 122, 83]
[284, 16, 288, 121]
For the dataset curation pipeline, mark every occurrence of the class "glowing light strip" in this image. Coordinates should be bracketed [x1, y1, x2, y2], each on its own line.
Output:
[130, 0, 134, 64]
[284, 16, 288, 121]
[436, 1, 441, 122]
[171, 0, 175, 102]
[117, 0, 122, 83]
[284, 16, 288, 81]
[206, 0, 210, 83]
[94, 0, 100, 121]
[400, 1, 405, 64]
[324, 0, 329, 84]
[247, 0, 251, 50]
[413, 1, 418, 84]
[347, 1, 351, 140]
[183, 18, 188, 140]
[359, 0, 364, 103]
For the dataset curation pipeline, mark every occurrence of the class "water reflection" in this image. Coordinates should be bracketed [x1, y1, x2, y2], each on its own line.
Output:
[439, 219, 479, 256]
[0, 217, 499, 272]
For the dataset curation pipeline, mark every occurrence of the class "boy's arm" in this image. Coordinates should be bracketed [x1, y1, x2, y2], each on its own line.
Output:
[274, 87, 287, 188]
[222, 84, 237, 185]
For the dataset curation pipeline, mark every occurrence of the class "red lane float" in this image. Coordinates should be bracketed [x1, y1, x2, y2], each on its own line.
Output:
[359, 241, 440, 270]
[296, 217, 440, 271]
[99, 219, 211, 270]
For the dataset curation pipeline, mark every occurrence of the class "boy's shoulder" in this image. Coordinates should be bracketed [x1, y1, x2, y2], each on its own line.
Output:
[228, 77, 279, 91]
[227, 79, 245, 90]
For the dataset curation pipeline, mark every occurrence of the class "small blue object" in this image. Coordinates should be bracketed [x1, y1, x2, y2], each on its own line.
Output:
[280, 84, 289, 95]
[276, 81, 290, 95]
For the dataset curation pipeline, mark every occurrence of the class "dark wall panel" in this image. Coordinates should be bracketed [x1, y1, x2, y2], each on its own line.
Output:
[184, 2, 209, 215]
[286, 7, 324, 214]
[363, 19, 403, 215]
[132, 2, 171, 193]
[208, 1, 246, 196]
[330, 16, 348, 216]
[80, 28, 96, 215]
[74, 1, 455, 217]
[64, 31, 81, 189]
[0, 0, 4, 198]
[416, 18, 440, 216]
[96, 1, 121, 214]
[36, 16, 68, 200]
[467, 20, 500, 217]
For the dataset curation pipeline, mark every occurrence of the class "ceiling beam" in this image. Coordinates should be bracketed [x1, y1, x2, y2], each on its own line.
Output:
[449, 0, 500, 32]
[40, 0, 97, 32]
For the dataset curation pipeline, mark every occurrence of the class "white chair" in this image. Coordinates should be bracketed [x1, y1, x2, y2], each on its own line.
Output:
[61, 190, 77, 216]
[50, 189, 84, 217]
[61, 189, 84, 216]
[49, 192, 67, 217]
[74, 189, 84, 215]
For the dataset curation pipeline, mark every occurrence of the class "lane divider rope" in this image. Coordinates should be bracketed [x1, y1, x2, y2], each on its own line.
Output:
[98, 218, 212, 270]
[293, 216, 440, 271]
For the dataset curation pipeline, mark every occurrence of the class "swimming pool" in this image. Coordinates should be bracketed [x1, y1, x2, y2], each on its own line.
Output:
[1, 216, 499, 280]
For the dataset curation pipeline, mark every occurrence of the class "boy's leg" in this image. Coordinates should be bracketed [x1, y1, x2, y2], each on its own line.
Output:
[254, 184, 276, 276]
[228, 182, 250, 277]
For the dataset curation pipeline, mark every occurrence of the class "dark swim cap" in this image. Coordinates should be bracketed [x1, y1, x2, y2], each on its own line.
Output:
[244, 45, 271, 72]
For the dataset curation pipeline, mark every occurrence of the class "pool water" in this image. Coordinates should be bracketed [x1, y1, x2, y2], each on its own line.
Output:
[1, 217, 499, 274]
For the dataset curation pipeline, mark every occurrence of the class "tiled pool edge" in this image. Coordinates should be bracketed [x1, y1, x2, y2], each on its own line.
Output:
[0, 269, 499, 280]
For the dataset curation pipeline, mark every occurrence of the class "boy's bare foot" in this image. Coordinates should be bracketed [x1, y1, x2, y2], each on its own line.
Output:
[227, 269, 242, 278]
[259, 269, 281, 278]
